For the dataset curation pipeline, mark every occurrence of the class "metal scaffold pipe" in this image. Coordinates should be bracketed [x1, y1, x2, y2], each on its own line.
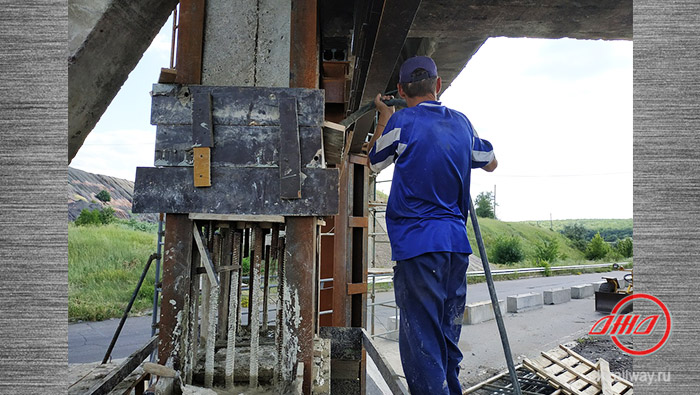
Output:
[468, 197, 523, 395]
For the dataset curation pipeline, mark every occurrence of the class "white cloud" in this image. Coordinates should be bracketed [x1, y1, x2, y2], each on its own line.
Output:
[70, 128, 156, 181]
[376, 37, 633, 221]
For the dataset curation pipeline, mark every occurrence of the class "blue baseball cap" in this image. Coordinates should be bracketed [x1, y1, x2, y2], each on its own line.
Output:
[399, 56, 438, 83]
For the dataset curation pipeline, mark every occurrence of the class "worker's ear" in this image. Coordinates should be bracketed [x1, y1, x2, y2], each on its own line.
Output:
[397, 83, 407, 99]
[436, 77, 442, 95]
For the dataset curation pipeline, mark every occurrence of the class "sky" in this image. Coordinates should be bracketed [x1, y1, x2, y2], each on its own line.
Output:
[71, 20, 632, 222]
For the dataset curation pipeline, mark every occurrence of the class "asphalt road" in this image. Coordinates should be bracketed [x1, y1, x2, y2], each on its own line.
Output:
[69, 270, 625, 365]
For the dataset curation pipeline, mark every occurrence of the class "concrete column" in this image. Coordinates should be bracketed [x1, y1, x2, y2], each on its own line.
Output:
[201, 0, 290, 87]
[68, 0, 178, 161]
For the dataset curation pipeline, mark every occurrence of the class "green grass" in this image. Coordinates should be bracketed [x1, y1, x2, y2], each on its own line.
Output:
[69, 223, 157, 322]
[69, 215, 630, 321]
[467, 217, 586, 263]
[519, 218, 633, 242]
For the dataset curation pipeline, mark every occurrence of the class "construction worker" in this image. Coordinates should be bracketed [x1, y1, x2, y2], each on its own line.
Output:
[367, 56, 497, 394]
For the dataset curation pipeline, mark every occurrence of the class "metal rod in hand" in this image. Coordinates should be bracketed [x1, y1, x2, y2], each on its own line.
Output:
[339, 96, 407, 129]
[102, 253, 159, 364]
[468, 198, 522, 395]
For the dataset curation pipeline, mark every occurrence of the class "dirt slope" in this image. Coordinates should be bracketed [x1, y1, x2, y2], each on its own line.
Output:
[68, 167, 157, 222]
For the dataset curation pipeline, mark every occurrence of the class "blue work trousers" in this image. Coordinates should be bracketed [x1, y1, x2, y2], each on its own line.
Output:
[393, 252, 470, 395]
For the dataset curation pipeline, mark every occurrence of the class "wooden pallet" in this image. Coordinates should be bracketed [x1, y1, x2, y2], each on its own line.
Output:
[522, 345, 633, 395]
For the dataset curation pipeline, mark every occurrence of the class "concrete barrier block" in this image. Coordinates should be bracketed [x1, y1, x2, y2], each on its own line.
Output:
[543, 287, 571, 305]
[571, 284, 594, 299]
[464, 299, 506, 325]
[506, 292, 543, 313]
[387, 315, 399, 340]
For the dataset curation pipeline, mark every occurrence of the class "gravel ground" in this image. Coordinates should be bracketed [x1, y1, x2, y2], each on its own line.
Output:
[570, 336, 633, 375]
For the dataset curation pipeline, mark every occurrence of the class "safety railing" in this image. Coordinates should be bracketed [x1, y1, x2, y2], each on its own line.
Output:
[365, 261, 632, 341]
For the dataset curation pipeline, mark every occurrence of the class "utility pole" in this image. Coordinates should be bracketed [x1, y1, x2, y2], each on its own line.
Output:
[493, 184, 497, 219]
[550, 213, 553, 230]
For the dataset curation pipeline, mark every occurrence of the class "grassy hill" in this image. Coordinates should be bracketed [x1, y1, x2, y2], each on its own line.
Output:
[467, 217, 587, 265]
[519, 218, 633, 242]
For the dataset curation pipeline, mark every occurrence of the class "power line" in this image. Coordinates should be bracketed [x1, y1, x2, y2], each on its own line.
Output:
[488, 171, 631, 178]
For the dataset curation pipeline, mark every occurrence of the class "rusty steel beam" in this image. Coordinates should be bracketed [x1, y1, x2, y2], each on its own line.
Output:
[217, 227, 233, 341]
[319, 217, 335, 327]
[290, 0, 319, 89]
[283, 218, 318, 395]
[236, 225, 245, 332]
[225, 228, 243, 388]
[174, 0, 205, 84]
[249, 225, 263, 388]
[158, 214, 193, 370]
[204, 228, 220, 388]
[262, 243, 271, 331]
[274, 234, 286, 388]
[183, 227, 201, 384]
[332, 162, 352, 327]
[351, 163, 369, 328]
[288, 2, 321, 393]
[350, 0, 422, 152]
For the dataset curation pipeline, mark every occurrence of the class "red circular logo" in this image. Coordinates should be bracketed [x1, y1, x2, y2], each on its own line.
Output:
[610, 293, 672, 356]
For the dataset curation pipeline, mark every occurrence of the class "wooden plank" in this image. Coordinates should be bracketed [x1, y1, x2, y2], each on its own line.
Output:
[323, 121, 346, 166]
[347, 282, 367, 295]
[560, 345, 634, 388]
[133, 166, 339, 216]
[193, 147, 211, 187]
[611, 382, 628, 394]
[192, 91, 214, 147]
[542, 351, 600, 389]
[572, 363, 599, 393]
[154, 125, 322, 168]
[192, 223, 219, 286]
[189, 213, 285, 223]
[158, 68, 177, 83]
[537, 355, 578, 390]
[523, 358, 584, 395]
[361, 329, 409, 395]
[174, 0, 205, 84]
[150, 84, 324, 127]
[598, 358, 615, 395]
[348, 216, 368, 228]
[87, 336, 157, 395]
[279, 96, 302, 199]
[349, 154, 367, 166]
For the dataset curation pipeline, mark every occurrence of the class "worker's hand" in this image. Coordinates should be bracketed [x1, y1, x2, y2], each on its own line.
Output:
[374, 93, 395, 120]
